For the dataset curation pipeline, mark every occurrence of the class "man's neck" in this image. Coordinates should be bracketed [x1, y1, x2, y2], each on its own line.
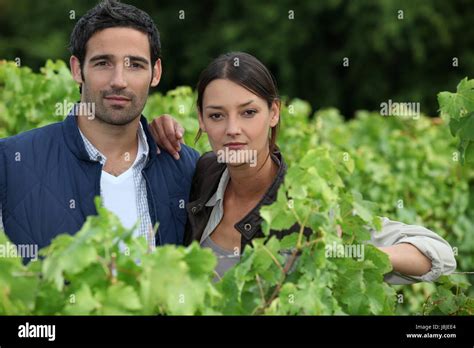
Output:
[77, 110, 140, 158]
[76, 108, 140, 175]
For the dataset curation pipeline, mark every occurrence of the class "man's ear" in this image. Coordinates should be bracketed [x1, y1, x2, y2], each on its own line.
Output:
[70, 56, 83, 85]
[269, 100, 280, 127]
[150, 58, 162, 87]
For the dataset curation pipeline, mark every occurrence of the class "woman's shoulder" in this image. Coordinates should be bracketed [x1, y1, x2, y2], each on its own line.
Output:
[196, 151, 221, 172]
[197, 150, 217, 164]
[192, 151, 226, 185]
[188, 151, 226, 203]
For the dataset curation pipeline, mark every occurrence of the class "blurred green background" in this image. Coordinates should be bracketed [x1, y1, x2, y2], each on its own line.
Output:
[1, 0, 474, 117]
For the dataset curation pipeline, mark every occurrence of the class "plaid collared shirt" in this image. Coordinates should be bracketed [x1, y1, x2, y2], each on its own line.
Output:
[78, 122, 155, 249]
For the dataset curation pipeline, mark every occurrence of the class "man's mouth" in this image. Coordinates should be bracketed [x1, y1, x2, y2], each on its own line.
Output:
[104, 95, 131, 105]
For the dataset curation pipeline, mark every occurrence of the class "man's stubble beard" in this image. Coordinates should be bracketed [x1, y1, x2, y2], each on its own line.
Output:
[82, 83, 149, 126]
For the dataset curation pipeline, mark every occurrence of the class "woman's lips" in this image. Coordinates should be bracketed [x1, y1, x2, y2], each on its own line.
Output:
[224, 143, 246, 150]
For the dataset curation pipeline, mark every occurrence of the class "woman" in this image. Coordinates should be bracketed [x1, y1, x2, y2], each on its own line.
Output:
[149, 52, 456, 283]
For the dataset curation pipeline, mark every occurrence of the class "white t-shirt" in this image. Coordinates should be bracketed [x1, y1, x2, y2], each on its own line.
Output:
[100, 135, 146, 237]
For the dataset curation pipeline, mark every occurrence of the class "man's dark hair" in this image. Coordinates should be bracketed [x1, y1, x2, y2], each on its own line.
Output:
[69, 0, 161, 78]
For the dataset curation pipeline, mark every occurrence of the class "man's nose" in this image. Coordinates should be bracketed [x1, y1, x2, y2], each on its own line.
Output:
[110, 65, 128, 89]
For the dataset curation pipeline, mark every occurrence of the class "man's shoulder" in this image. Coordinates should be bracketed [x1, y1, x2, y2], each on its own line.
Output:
[151, 144, 200, 184]
[0, 122, 63, 151]
[179, 143, 200, 163]
[154, 143, 199, 166]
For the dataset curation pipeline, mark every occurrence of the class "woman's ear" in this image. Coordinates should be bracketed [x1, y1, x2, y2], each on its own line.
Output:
[269, 100, 280, 127]
[197, 109, 206, 133]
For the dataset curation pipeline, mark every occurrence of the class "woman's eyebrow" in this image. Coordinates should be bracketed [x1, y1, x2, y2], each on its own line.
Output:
[206, 100, 255, 109]
[238, 100, 255, 107]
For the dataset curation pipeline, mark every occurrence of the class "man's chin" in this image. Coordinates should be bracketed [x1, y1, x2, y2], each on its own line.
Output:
[97, 112, 139, 126]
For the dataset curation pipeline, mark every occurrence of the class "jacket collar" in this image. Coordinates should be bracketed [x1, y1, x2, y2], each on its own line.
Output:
[187, 150, 287, 241]
[235, 150, 287, 240]
[62, 103, 158, 164]
[205, 168, 230, 207]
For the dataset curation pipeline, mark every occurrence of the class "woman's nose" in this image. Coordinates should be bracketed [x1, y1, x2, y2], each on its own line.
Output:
[226, 115, 242, 135]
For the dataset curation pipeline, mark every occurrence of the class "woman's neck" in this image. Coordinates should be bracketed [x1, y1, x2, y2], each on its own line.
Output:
[226, 149, 279, 202]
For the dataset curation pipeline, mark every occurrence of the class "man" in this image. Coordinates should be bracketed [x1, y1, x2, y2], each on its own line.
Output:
[0, 0, 199, 261]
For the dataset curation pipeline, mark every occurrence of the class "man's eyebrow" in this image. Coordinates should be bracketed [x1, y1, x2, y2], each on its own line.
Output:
[88, 55, 150, 65]
[89, 54, 114, 62]
[127, 55, 150, 65]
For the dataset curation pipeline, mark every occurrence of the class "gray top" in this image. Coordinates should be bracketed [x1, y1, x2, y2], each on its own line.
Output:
[201, 235, 240, 281]
[200, 168, 457, 284]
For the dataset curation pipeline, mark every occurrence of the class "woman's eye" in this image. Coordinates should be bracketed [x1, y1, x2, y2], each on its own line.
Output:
[209, 113, 223, 120]
[243, 109, 257, 117]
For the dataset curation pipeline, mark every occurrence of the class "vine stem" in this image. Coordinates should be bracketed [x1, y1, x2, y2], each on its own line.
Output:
[109, 252, 117, 284]
[255, 211, 314, 314]
[213, 270, 222, 281]
[305, 236, 324, 248]
[255, 274, 266, 304]
[296, 210, 311, 249]
[261, 245, 284, 273]
[256, 247, 300, 314]
[96, 255, 111, 277]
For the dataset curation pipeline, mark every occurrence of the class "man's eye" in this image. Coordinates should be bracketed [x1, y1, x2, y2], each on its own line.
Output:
[95, 61, 108, 66]
[130, 63, 144, 69]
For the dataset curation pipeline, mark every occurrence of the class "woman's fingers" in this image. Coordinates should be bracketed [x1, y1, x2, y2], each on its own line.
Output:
[157, 119, 180, 160]
[149, 115, 180, 159]
[147, 119, 161, 154]
[163, 116, 181, 153]
[175, 123, 185, 146]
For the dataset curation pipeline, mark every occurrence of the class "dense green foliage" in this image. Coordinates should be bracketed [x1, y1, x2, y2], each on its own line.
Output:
[438, 78, 474, 165]
[0, 60, 472, 315]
